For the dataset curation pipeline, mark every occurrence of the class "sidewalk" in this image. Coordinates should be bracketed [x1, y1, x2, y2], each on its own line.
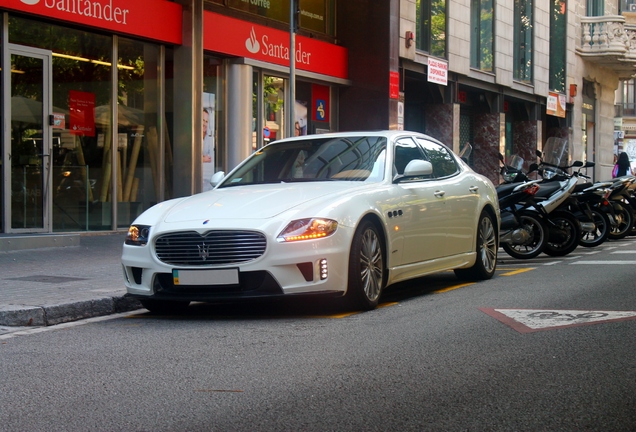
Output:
[0, 233, 141, 327]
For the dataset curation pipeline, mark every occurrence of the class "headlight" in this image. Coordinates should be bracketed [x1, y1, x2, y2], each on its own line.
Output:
[277, 218, 338, 242]
[503, 172, 518, 182]
[542, 170, 557, 180]
[126, 225, 151, 246]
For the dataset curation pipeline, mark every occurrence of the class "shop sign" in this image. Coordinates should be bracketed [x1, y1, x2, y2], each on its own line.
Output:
[3, 0, 182, 45]
[427, 58, 448, 86]
[389, 71, 399, 100]
[547, 92, 566, 118]
[203, 11, 348, 80]
[69, 90, 95, 137]
[312, 84, 329, 122]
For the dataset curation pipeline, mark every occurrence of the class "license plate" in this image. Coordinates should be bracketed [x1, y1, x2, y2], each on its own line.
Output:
[173, 268, 239, 286]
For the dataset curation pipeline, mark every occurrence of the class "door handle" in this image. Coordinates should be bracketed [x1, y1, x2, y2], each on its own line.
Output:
[469, 186, 479, 193]
[434, 190, 445, 198]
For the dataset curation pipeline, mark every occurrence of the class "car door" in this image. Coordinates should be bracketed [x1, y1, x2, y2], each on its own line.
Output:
[416, 138, 479, 256]
[392, 137, 449, 265]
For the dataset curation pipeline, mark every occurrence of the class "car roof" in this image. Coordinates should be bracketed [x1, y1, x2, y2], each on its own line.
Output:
[273, 130, 442, 145]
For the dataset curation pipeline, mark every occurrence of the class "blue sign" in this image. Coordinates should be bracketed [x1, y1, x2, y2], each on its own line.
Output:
[315, 99, 326, 121]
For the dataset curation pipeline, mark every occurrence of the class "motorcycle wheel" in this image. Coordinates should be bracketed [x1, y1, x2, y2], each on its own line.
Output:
[579, 209, 610, 247]
[608, 202, 633, 240]
[501, 211, 547, 259]
[544, 211, 581, 256]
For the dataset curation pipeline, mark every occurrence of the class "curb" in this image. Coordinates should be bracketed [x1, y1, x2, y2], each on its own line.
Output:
[0, 296, 142, 327]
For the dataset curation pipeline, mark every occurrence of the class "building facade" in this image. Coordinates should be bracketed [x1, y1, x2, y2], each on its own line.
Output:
[1, 0, 631, 240]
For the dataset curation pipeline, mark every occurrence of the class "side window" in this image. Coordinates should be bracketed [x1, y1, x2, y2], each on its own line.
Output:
[394, 137, 424, 175]
[416, 139, 459, 178]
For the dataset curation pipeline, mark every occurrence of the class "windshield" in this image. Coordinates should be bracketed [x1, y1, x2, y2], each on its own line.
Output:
[219, 136, 387, 187]
[506, 154, 524, 171]
[542, 137, 569, 168]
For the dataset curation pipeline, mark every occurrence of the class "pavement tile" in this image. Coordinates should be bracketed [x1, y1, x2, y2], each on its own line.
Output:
[0, 233, 141, 327]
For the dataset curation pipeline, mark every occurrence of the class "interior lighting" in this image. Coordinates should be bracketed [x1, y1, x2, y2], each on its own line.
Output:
[53, 52, 90, 62]
[52, 52, 135, 70]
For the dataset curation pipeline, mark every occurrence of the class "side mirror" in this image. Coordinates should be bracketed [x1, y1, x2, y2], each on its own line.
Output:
[498, 153, 504, 162]
[394, 160, 433, 183]
[528, 163, 539, 173]
[572, 161, 584, 168]
[536, 150, 542, 158]
[210, 171, 225, 188]
[403, 159, 433, 177]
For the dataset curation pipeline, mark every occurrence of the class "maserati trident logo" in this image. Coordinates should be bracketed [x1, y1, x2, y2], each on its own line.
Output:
[245, 27, 260, 54]
[197, 242, 211, 261]
[21, 0, 40, 4]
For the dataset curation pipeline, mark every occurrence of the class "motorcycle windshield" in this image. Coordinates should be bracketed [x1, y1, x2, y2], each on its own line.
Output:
[542, 137, 569, 168]
[506, 154, 524, 170]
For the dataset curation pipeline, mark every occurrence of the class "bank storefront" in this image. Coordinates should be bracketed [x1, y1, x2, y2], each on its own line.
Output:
[1, 0, 182, 235]
[1, 0, 348, 238]
[201, 10, 348, 192]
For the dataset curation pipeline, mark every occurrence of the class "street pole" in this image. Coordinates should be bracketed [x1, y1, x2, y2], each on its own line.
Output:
[289, 0, 296, 138]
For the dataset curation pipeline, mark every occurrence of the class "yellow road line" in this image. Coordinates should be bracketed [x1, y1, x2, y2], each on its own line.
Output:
[434, 282, 475, 293]
[499, 267, 535, 276]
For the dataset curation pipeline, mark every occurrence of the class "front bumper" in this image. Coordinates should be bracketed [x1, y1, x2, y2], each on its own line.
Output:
[121, 227, 354, 302]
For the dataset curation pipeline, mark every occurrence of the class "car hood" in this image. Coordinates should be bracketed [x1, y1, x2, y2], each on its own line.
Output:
[162, 182, 366, 223]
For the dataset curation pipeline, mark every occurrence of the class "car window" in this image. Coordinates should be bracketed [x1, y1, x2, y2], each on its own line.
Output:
[394, 137, 425, 176]
[415, 138, 459, 178]
[219, 136, 387, 187]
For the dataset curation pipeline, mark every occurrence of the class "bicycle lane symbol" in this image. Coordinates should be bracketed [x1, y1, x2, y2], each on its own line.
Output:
[479, 308, 636, 333]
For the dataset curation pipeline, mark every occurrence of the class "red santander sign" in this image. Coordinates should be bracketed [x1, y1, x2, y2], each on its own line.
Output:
[204, 11, 348, 80]
[2, 0, 182, 45]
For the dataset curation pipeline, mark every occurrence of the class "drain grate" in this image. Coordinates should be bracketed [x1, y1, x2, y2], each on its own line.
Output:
[6, 275, 89, 284]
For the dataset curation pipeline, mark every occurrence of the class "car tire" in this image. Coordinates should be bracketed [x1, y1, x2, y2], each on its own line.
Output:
[345, 220, 385, 311]
[455, 210, 498, 281]
[139, 299, 190, 314]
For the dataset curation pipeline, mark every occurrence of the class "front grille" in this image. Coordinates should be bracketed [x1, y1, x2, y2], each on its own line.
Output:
[155, 231, 267, 266]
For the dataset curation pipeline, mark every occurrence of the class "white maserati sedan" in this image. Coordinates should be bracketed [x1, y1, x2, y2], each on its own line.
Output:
[122, 131, 499, 313]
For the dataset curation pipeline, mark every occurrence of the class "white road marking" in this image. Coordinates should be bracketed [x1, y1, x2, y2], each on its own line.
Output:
[496, 309, 636, 329]
[571, 261, 635, 265]
[480, 308, 636, 333]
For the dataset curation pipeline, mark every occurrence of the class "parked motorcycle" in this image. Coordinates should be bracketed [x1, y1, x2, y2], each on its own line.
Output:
[605, 175, 636, 240]
[569, 175, 612, 247]
[499, 138, 583, 257]
[497, 154, 547, 259]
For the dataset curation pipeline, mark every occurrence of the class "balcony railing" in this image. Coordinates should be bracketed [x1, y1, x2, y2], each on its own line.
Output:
[578, 15, 636, 78]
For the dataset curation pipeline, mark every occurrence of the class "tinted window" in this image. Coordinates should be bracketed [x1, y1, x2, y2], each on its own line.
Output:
[394, 137, 425, 175]
[416, 139, 459, 178]
[220, 136, 386, 187]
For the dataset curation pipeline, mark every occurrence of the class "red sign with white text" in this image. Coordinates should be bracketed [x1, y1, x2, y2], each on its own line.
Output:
[203, 11, 348, 80]
[389, 71, 400, 99]
[2, 0, 182, 45]
[69, 90, 95, 137]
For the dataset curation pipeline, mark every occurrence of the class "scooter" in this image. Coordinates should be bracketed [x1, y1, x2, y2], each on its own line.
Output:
[500, 138, 583, 257]
[605, 175, 636, 240]
[497, 154, 547, 259]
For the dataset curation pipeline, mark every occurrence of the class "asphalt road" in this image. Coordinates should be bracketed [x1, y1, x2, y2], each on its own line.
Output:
[1, 239, 635, 431]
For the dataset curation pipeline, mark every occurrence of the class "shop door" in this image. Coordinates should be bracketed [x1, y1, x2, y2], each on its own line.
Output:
[3, 45, 53, 233]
